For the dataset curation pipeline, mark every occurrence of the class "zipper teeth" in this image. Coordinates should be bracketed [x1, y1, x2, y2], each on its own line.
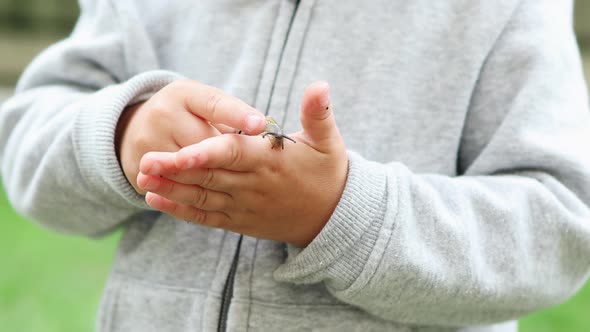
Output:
[264, 0, 302, 118]
[218, 235, 243, 332]
[217, 1, 301, 331]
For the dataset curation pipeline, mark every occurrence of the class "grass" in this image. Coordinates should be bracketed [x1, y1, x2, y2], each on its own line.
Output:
[520, 283, 590, 331]
[0, 187, 589, 331]
[0, 188, 120, 332]
[0, 31, 64, 85]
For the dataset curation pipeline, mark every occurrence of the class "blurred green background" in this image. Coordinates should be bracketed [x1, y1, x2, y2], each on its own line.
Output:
[0, 1, 589, 331]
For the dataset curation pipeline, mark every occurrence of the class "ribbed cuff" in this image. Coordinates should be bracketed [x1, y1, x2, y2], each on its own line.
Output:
[73, 70, 183, 209]
[274, 151, 391, 290]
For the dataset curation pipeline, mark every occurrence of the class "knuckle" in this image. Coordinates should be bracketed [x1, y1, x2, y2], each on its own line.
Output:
[189, 208, 207, 224]
[225, 137, 242, 168]
[200, 169, 215, 188]
[205, 92, 223, 119]
[146, 100, 176, 125]
[190, 210, 228, 230]
[133, 132, 152, 152]
[260, 158, 283, 178]
[146, 98, 169, 117]
[207, 213, 230, 229]
[157, 103, 176, 120]
[193, 187, 209, 208]
[268, 159, 282, 174]
[165, 80, 181, 91]
[161, 181, 175, 195]
[168, 79, 192, 91]
[220, 194, 234, 211]
[168, 201, 180, 215]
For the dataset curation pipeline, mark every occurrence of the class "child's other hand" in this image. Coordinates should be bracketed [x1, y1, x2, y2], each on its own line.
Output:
[115, 80, 267, 194]
[137, 82, 348, 246]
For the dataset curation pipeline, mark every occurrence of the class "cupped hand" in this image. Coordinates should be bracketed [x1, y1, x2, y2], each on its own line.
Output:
[115, 79, 267, 194]
[137, 82, 348, 246]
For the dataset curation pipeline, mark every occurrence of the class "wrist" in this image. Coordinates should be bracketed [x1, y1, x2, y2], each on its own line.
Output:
[115, 102, 144, 191]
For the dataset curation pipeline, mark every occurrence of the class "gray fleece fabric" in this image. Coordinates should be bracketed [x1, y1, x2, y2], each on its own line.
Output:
[2, 0, 590, 331]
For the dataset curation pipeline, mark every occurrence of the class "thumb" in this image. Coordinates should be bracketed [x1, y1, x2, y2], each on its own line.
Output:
[300, 81, 342, 151]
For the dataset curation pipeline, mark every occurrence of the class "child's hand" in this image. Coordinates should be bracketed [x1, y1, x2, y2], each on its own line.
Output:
[137, 82, 348, 246]
[116, 80, 267, 194]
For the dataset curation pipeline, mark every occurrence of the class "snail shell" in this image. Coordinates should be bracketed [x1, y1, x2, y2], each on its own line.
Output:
[261, 117, 296, 149]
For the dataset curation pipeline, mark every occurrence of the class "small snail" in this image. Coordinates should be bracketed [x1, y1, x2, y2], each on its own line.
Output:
[238, 116, 295, 149]
[261, 117, 296, 149]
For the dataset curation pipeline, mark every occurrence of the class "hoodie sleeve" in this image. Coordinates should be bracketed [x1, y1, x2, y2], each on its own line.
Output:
[0, 0, 182, 236]
[275, 0, 590, 326]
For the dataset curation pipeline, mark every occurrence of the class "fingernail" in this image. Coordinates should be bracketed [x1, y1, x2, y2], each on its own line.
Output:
[246, 114, 265, 132]
[319, 89, 331, 109]
[180, 157, 196, 170]
[145, 192, 156, 206]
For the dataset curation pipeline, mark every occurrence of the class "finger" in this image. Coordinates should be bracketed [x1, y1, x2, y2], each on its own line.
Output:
[146, 192, 231, 229]
[141, 151, 254, 191]
[211, 123, 238, 134]
[172, 110, 221, 147]
[176, 134, 269, 171]
[140, 152, 178, 175]
[159, 168, 252, 192]
[299, 81, 342, 152]
[178, 80, 266, 135]
[138, 173, 233, 211]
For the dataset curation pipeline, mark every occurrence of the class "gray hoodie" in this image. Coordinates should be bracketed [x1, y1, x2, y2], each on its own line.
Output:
[1, 0, 590, 331]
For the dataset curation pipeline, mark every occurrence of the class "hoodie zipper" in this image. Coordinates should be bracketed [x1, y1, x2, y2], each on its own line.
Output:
[217, 1, 301, 331]
[218, 235, 242, 332]
[264, 0, 301, 117]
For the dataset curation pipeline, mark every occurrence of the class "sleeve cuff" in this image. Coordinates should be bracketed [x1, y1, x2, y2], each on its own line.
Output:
[274, 151, 392, 290]
[73, 70, 183, 209]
